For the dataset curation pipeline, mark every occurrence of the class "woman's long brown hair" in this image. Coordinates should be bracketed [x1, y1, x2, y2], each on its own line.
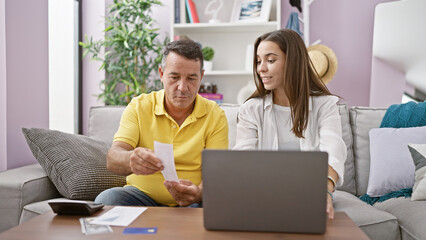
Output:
[248, 29, 332, 138]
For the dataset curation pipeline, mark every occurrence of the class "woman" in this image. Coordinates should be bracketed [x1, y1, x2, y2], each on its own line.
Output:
[234, 29, 346, 219]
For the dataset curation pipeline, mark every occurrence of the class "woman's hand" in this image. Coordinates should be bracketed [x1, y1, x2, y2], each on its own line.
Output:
[326, 193, 334, 219]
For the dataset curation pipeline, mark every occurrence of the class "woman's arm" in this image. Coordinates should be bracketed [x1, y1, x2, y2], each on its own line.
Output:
[317, 96, 347, 187]
[234, 101, 261, 150]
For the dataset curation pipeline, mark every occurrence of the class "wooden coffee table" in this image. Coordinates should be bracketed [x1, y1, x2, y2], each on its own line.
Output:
[0, 207, 369, 240]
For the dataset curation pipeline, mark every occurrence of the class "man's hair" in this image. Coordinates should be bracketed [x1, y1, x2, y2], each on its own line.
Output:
[161, 39, 204, 73]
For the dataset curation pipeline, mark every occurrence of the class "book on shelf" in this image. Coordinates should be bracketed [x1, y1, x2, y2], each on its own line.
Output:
[185, 0, 199, 23]
[174, 0, 180, 23]
[199, 93, 223, 104]
[180, 0, 187, 23]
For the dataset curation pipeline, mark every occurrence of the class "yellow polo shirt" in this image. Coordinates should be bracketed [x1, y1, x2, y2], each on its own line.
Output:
[113, 90, 228, 206]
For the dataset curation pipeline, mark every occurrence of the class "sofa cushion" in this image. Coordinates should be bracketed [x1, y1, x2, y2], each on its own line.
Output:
[219, 103, 240, 149]
[0, 163, 60, 232]
[88, 106, 125, 144]
[22, 128, 126, 200]
[367, 126, 426, 197]
[408, 143, 426, 200]
[337, 104, 356, 194]
[19, 198, 68, 224]
[374, 197, 426, 240]
[334, 190, 400, 240]
[349, 107, 387, 196]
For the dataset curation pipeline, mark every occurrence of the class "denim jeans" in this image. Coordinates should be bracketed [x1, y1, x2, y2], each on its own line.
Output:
[95, 186, 202, 208]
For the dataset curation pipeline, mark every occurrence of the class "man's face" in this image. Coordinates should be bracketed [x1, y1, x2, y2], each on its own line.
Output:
[159, 52, 204, 112]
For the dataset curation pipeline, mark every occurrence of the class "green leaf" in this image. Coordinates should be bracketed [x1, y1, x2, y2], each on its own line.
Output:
[103, 26, 113, 32]
[98, 62, 106, 71]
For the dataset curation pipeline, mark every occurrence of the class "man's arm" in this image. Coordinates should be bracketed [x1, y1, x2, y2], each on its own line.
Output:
[107, 141, 164, 176]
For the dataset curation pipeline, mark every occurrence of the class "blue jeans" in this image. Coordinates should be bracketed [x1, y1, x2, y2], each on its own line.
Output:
[95, 186, 202, 208]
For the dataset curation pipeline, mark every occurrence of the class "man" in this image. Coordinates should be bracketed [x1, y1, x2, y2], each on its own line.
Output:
[95, 39, 228, 207]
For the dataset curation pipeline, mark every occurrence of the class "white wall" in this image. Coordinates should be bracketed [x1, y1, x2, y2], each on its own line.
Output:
[0, 0, 6, 172]
[81, 0, 105, 134]
[370, 0, 426, 107]
[48, 0, 79, 133]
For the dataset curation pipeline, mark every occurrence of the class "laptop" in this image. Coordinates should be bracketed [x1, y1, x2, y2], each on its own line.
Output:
[202, 149, 328, 234]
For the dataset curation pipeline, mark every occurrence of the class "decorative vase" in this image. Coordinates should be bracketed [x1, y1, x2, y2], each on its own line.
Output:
[204, 61, 213, 72]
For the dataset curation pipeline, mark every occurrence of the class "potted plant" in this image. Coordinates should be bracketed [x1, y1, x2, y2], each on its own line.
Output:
[202, 46, 215, 71]
[79, 0, 168, 105]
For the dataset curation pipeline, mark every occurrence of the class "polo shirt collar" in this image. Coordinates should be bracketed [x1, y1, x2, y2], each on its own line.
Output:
[193, 94, 207, 118]
[154, 89, 167, 116]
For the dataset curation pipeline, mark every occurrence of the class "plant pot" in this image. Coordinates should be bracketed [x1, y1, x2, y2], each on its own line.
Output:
[204, 61, 213, 72]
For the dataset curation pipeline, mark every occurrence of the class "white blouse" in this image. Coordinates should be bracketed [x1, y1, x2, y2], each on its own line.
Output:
[234, 93, 347, 186]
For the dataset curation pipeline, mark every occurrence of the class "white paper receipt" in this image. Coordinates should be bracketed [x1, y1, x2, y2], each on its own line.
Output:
[154, 141, 179, 182]
[90, 206, 147, 226]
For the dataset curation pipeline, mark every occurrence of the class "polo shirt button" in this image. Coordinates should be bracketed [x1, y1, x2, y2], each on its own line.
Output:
[173, 125, 176, 128]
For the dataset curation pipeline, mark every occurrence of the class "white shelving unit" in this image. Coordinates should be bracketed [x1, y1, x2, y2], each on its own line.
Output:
[171, 0, 281, 104]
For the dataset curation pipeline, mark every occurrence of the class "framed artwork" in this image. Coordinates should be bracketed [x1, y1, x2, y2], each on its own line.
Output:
[230, 0, 272, 23]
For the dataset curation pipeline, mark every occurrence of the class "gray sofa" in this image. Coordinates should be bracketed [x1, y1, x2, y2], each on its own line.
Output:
[1, 104, 426, 240]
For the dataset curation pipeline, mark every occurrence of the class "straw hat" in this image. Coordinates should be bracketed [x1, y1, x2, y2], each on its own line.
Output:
[307, 44, 338, 84]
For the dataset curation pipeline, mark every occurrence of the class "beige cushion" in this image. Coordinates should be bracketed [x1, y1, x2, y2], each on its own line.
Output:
[349, 107, 387, 196]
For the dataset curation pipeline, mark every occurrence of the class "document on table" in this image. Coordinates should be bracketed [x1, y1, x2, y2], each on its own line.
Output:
[90, 207, 147, 226]
[154, 141, 179, 182]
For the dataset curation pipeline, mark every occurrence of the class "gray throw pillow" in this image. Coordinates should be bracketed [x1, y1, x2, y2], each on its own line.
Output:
[22, 128, 126, 200]
[408, 143, 426, 201]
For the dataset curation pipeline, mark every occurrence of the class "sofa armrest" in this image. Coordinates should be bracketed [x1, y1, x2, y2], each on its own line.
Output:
[0, 163, 61, 232]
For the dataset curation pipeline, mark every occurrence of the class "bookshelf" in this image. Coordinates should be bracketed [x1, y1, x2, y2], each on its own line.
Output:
[171, 0, 281, 104]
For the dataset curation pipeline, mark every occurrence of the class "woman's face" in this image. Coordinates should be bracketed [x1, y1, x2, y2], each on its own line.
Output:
[256, 41, 286, 91]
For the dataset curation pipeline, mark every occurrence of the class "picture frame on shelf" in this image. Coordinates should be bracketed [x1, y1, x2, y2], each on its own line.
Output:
[230, 0, 272, 23]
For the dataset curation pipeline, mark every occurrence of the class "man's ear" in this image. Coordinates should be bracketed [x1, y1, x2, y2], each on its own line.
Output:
[200, 69, 205, 80]
[159, 66, 164, 83]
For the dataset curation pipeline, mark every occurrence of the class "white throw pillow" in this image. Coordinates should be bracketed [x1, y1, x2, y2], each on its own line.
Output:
[408, 143, 426, 200]
[367, 126, 426, 197]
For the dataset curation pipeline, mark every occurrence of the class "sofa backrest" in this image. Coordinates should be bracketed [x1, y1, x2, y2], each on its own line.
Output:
[88, 104, 386, 197]
[88, 106, 125, 145]
[349, 107, 387, 196]
[218, 103, 240, 149]
[88, 104, 242, 149]
[338, 104, 356, 194]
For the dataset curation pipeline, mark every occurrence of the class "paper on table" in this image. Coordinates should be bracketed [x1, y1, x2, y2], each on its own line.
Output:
[154, 141, 179, 182]
[90, 206, 147, 226]
[79, 217, 113, 235]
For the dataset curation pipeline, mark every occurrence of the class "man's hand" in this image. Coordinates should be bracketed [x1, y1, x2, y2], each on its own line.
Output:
[129, 147, 164, 175]
[164, 180, 202, 207]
